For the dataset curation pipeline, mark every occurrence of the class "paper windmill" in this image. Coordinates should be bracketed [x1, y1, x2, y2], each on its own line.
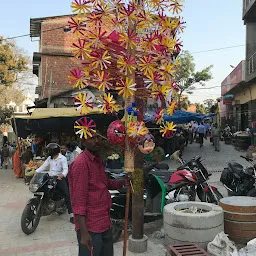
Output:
[68, 16, 86, 36]
[68, 68, 87, 89]
[127, 121, 149, 139]
[74, 117, 96, 139]
[160, 122, 177, 138]
[71, 0, 92, 15]
[138, 56, 157, 78]
[117, 55, 136, 76]
[167, 101, 177, 116]
[94, 71, 112, 91]
[90, 50, 111, 70]
[155, 108, 164, 125]
[169, 0, 184, 14]
[100, 93, 120, 114]
[116, 78, 137, 98]
[74, 92, 94, 115]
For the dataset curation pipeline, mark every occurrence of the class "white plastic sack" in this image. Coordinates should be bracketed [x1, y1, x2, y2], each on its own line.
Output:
[207, 232, 237, 256]
[231, 238, 256, 256]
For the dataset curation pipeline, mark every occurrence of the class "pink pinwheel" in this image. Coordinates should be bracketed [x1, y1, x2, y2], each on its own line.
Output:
[174, 38, 183, 53]
[74, 117, 96, 139]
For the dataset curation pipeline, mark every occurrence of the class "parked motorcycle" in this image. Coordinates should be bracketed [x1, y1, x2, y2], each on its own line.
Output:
[223, 130, 233, 144]
[110, 152, 223, 242]
[220, 156, 256, 197]
[21, 173, 67, 235]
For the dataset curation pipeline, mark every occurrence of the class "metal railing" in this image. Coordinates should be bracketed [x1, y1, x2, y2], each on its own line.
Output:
[248, 52, 256, 75]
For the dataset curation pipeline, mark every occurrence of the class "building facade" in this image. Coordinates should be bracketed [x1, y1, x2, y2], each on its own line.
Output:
[220, 1, 256, 130]
[30, 14, 78, 100]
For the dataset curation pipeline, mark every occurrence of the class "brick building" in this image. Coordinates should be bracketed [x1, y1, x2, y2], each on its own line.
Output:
[31, 14, 77, 100]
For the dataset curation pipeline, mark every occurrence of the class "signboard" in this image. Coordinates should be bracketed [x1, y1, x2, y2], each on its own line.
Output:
[221, 61, 246, 96]
[223, 94, 234, 105]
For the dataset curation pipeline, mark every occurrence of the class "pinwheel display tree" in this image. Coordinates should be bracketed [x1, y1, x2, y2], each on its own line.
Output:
[69, 0, 184, 252]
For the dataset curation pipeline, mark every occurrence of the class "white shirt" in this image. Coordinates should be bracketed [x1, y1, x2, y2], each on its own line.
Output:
[36, 154, 68, 177]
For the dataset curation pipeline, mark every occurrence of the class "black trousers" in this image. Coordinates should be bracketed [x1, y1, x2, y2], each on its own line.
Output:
[199, 133, 204, 146]
[56, 179, 73, 214]
[77, 229, 114, 256]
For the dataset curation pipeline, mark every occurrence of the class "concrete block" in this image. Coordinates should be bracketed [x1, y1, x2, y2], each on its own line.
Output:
[128, 235, 148, 253]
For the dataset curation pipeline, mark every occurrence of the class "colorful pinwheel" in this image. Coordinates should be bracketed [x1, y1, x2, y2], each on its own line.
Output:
[127, 121, 149, 139]
[74, 117, 96, 139]
[119, 29, 138, 49]
[93, 71, 112, 91]
[68, 68, 87, 89]
[119, 2, 137, 24]
[90, 50, 111, 70]
[74, 93, 94, 114]
[68, 16, 86, 35]
[117, 55, 136, 76]
[100, 93, 120, 114]
[167, 101, 177, 116]
[145, 71, 162, 89]
[87, 28, 108, 49]
[116, 78, 137, 98]
[72, 39, 91, 60]
[138, 56, 157, 77]
[169, 0, 183, 14]
[71, 0, 92, 14]
[151, 84, 169, 101]
[160, 122, 177, 138]
[155, 108, 164, 124]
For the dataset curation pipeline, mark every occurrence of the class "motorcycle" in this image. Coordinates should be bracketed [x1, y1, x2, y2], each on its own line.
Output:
[110, 152, 223, 242]
[21, 173, 67, 235]
[223, 130, 233, 144]
[220, 155, 256, 197]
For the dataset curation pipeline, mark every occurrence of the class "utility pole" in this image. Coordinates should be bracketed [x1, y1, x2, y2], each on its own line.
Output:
[47, 71, 53, 108]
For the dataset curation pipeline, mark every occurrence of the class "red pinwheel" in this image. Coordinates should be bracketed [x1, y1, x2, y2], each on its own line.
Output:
[68, 68, 87, 89]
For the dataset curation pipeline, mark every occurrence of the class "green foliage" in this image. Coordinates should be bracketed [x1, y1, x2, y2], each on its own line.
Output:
[175, 51, 213, 108]
[204, 99, 216, 113]
[195, 103, 206, 114]
[0, 37, 28, 86]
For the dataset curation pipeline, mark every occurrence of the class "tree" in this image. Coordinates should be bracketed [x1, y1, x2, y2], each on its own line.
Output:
[195, 102, 206, 114]
[175, 51, 213, 108]
[204, 99, 215, 113]
[179, 95, 191, 110]
[0, 37, 28, 86]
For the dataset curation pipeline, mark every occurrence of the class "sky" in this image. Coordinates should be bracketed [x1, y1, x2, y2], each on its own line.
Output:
[0, 0, 246, 103]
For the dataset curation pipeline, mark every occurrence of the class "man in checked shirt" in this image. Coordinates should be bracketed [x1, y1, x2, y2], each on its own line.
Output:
[68, 133, 127, 256]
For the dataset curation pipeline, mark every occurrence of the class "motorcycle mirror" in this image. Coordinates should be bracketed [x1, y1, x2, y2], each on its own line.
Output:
[165, 154, 170, 158]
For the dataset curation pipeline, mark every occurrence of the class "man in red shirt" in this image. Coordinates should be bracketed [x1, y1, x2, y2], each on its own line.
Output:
[68, 133, 126, 256]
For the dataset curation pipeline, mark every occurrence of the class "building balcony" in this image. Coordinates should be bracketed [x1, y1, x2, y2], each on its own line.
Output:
[243, 0, 256, 22]
[247, 51, 256, 82]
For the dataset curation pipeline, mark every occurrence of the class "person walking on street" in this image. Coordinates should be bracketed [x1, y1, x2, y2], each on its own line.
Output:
[36, 143, 74, 223]
[68, 133, 127, 256]
[2, 144, 10, 169]
[212, 123, 221, 152]
[192, 121, 198, 141]
[197, 122, 206, 147]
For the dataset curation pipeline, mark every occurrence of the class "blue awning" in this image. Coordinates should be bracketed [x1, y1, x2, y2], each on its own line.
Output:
[144, 110, 216, 124]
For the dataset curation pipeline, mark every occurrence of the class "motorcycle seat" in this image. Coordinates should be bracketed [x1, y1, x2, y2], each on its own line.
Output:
[154, 163, 169, 170]
[228, 162, 244, 176]
[149, 169, 173, 183]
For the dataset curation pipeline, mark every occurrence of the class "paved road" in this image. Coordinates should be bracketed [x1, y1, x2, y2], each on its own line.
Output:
[0, 140, 248, 255]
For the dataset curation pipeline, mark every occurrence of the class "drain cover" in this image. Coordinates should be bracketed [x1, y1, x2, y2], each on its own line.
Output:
[168, 243, 208, 256]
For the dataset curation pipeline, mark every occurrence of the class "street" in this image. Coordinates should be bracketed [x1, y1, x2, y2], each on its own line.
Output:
[0, 140, 249, 256]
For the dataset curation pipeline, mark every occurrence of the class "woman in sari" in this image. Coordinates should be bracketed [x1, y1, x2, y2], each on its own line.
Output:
[13, 148, 23, 178]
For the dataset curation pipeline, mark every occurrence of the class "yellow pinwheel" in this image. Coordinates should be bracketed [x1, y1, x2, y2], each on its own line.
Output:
[167, 101, 177, 116]
[138, 56, 157, 77]
[71, 0, 92, 15]
[90, 50, 111, 70]
[116, 78, 137, 98]
[117, 56, 136, 76]
[169, 0, 184, 14]
[160, 122, 177, 138]
[100, 93, 120, 114]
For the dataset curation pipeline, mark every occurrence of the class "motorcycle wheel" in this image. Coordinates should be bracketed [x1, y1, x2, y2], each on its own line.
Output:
[112, 226, 122, 243]
[21, 203, 41, 235]
[205, 189, 223, 204]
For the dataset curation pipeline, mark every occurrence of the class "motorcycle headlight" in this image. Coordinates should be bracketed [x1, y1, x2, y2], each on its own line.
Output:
[29, 184, 40, 193]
